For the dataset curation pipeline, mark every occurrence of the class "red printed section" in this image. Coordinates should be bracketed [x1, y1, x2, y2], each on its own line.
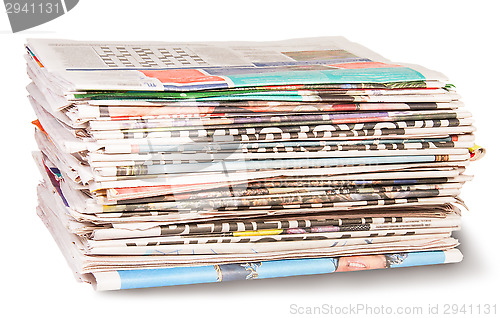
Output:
[330, 62, 402, 69]
[139, 69, 226, 84]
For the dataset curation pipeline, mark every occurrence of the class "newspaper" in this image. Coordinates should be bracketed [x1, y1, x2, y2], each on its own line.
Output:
[26, 37, 448, 94]
[90, 249, 463, 290]
[26, 37, 484, 290]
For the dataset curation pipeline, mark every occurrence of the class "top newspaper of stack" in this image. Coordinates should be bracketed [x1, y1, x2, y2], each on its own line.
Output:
[25, 37, 449, 100]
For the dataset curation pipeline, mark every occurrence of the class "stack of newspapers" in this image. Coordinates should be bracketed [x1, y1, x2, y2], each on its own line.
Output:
[27, 37, 484, 290]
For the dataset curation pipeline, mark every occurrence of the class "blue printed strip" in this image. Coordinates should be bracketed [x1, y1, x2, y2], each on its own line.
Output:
[227, 67, 426, 87]
[133, 156, 438, 175]
[117, 250, 448, 289]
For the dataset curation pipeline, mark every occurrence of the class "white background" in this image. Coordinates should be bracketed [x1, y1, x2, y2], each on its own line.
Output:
[1, 1, 499, 317]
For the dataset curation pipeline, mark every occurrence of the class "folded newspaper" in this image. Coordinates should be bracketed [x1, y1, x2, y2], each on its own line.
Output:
[26, 37, 485, 290]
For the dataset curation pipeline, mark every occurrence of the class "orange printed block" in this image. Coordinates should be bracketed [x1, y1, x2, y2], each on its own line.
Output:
[139, 69, 226, 84]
